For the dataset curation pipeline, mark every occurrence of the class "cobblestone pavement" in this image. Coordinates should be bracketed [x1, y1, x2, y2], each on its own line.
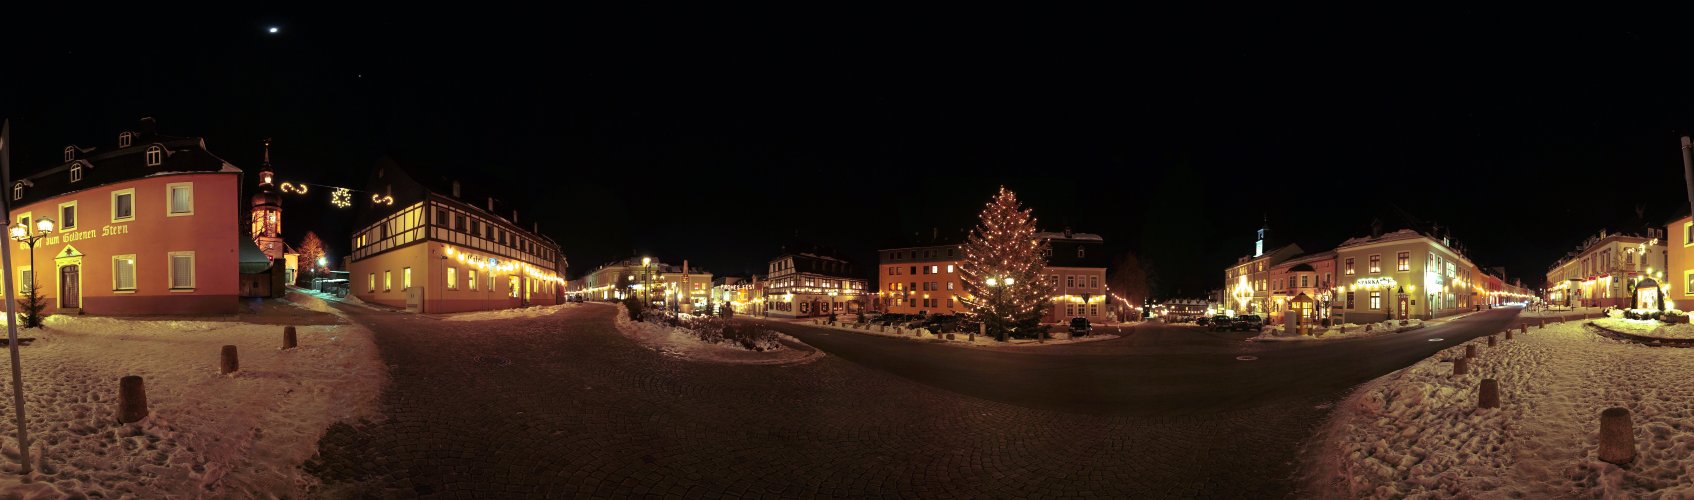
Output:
[307, 303, 1524, 498]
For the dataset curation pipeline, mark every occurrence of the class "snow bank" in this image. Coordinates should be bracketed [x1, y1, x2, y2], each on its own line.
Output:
[1592, 317, 1694, 340]
[1306, 321, 1694, 497]
[438, 303, 577, 322]
[610, 305, 817, 365]
[776, 319, 1117, 347]
[0, 312, 385, 497]
[1259, 320, 1421, 342]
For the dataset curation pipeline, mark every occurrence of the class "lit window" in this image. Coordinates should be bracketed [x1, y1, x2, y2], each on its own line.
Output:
[166, 182, 193, 216]
[145, 145, 163, 166]
[1370, 290, 1382, 309]
[368, 273, 376, 292]
[384, 270, 392, 291]
[403, 267, 412, 289]
[447, 267, 458, 290]
[111, 188, 135, 222]
[469, 270, 478, 290]
[930, 265, 939, 274]
[58, 202, 76, 230]
[1368, 255, 1381, 273]
[70, 164, 82, 183]
[1397, 252, 1409, 271]
[168, 252, 195, 290]
[947, 264, 955, 273]
[112, 256, 136, 291]
[1345, 258, 1355, 275]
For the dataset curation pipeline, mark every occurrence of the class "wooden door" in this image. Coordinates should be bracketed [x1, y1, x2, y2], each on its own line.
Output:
[60, 265, 80, 309]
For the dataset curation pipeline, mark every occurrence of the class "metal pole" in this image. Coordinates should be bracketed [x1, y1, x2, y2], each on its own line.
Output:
[0, 121, 30, 474]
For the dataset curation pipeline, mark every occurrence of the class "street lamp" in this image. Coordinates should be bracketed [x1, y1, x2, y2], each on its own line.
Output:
[641, 257, 653, 307]
[9, 217, 54, 316]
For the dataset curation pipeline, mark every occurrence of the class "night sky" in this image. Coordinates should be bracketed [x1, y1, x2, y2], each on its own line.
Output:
[3, 12, 1693, 295]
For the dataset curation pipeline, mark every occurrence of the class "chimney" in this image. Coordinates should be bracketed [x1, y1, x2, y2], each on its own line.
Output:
[488, 197, 494, 212]
[451, 180, 461, 198]
[513, 210, 519, 224]
[533, 222, 538, 233]
[138, 117, 157, 136]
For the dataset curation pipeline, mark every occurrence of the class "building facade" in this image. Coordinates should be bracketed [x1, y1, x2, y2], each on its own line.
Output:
[1039, 231, 1108, 323]
[1333, 229, 1479, 323]
[763, 250, 867, 318]
[347, 157, 565, 313]
[1266, 251, 1337, 325]
[1544, 229, 1666, 308]
[6, 118, 242, 315]
[876, 243, 964, 316]
[710, 276, 761, 315]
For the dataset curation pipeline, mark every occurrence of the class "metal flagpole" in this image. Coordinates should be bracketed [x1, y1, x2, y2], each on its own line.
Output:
[0, 120, 31, 474]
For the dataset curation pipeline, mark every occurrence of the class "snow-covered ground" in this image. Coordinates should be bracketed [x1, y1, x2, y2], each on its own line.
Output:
[609, 305, 818, 365]
[1520, 306, 1604, 319]
[1592, 317, 1694, 340]
[1305, 320, 1694, 497]
[1258, 320, 1422, 342]
[776, 318, 1120, 347]
[438, 303, 577, 322]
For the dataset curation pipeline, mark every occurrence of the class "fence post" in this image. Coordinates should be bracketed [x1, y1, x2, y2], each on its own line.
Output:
[1478, 378, 1500, 409]
[220, 345, 239, 374]
[118, 376, 148, 423]
[1598, 407, 1636, 466]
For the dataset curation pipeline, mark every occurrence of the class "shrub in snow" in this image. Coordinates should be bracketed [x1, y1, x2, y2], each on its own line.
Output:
[622, 295, 645, 321]
[16, 285, 46, 328]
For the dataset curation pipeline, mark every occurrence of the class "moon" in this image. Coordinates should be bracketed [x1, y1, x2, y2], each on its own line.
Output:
[268, 27, 280, 34]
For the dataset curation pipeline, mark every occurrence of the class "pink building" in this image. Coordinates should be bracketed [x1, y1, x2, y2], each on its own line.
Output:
[1267, 251, 1338, 325]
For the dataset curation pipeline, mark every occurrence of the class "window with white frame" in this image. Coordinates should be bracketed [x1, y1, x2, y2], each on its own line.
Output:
[447, 267, 458, 290]
[111, 188, 135, 222]
[1066, 275, 1076, 288]
[16, 266, 31, 294]
[63, 146, 74, 162]
[145, 145, 163, 166]
[58, 202, 76, 230]
[168, 252, 195, 290]
[166, 182, 193, 216]
[469, 269, 478, 290]
[70, 164, 82, 183]
[1345, 258, 1355, 275]
[11, 183, 20, 202]
[113, 256, 136, 291]
[118, 131, 132, 148]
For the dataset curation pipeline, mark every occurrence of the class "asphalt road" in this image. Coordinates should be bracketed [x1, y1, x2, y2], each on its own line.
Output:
[760, 308, 1530, 417]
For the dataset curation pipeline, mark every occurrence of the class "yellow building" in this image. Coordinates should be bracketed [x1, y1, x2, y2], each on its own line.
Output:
[1544, 229, 1665, 308]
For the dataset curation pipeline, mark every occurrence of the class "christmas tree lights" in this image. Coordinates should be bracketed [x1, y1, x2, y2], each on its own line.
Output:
[960, 187, 1054, 340]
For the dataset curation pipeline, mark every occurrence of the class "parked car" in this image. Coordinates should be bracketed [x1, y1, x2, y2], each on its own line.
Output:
[1208, 315, 1233, 331]
[1195, 317, 1210, 326]
[1068, 317, 1092, 337]
[1231, 314, 1264, 332]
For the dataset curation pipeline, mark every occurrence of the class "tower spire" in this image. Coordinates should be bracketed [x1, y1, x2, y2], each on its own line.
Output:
[262, 137, 272, 165]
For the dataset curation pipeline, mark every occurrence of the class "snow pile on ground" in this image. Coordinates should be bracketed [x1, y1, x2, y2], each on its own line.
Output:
[1520, 307, 1601, 319]
[1260, 320, 1421, 341]
[1592, 317, 1694, 340]
[438, 303, 577, 322]
[609, 305, 817, 365]
[782, 318, 1118, 347]
[0, 313, 385, 497]
[1306, 320, 1694, 497]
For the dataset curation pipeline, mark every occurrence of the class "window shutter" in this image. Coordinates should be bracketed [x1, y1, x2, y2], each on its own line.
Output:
[171, 255, 193, 288]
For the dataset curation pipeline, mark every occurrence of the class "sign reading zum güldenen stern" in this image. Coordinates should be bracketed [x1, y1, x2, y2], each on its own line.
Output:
[15, 224, 130, 251]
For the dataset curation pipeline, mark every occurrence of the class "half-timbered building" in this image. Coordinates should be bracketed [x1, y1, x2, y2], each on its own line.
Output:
[346, 156, 566, 313]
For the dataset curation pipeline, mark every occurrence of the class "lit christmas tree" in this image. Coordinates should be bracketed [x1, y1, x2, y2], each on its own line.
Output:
[960, 187, 1054, 341]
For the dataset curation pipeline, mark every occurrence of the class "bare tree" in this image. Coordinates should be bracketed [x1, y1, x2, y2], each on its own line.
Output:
[1108, 252, 1154, 321]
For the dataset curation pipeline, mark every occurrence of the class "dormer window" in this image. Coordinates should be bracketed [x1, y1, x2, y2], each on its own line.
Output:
[1077, 247, 1085, 258]
[70, 164, 83, 183]
[145, 145, 163, 167]
[63, 146, 74, 162]
[118, 131, 133, 148]
[11, 183, 21, 202]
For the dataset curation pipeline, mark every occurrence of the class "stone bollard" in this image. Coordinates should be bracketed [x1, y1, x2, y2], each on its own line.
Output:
[975, 323, 983, 342]
[1506, 329, 1513, 341]
[1539, 319, 1545, 329]
[1453, 356, 1469, 376]
[118, 376, 148, 423]
[220, 345, 239, 374]
[1598, 407, 1636, 466]
[1478, 378, 1500, 409]
[1466, 344, 1477, 359]
[283, 326, 298, 349]
[1521, 325, 1528, 335]
[1488, 335, 1497, 347]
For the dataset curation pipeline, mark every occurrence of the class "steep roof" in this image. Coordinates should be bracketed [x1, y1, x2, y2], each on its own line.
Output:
[14, 118, 238, 208]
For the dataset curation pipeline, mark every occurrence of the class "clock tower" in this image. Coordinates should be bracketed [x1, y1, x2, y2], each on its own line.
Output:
[251, 138, 284, 260]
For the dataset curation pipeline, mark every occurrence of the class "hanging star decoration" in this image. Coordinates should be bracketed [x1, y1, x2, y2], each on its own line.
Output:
[330, 187, 352, 208]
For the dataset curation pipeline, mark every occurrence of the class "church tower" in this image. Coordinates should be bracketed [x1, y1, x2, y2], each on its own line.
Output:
[251, 138, 284, 260]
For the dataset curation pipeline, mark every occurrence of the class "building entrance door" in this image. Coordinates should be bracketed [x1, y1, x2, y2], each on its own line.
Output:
[60, 265, 80, 309]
